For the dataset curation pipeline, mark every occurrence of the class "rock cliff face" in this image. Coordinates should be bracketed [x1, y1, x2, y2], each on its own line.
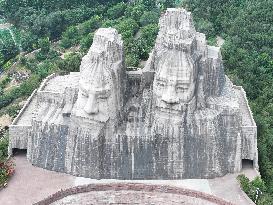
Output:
[10, 8, 258, 179]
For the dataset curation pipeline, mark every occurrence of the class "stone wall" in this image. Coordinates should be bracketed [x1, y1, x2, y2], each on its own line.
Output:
[9, 125, 31, 150]
[9, 73, 58, 152]
[233, 86, 258, 168]
[38, 73, 58, 91]
[8, 89, 37, 152]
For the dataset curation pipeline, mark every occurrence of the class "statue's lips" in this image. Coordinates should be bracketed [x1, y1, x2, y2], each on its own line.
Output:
[71, 109, 110, 123]
[155, 105, 183, 115]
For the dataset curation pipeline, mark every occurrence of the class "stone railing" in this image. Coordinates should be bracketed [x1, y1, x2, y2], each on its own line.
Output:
[233, 86, 256, 127]
[11, 89, 37, 126]
[38, 73, 58, 92]
[126, 67, 143, 79]
[9, 73, 58, 152]
[34, 183, 234, 205]
[9, 88, 37, 151]
[126, 67, 142, 71]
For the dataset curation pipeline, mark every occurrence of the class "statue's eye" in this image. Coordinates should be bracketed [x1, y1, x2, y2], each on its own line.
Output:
[176, 86, 186, 92]
[97, 88, 111, 99]
[81, 91, 88, 97]
[157, 82, 165, 87]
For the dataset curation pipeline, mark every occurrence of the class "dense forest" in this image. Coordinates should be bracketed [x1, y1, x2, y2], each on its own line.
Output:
[183, 0, 273, 203]
[0, 0, 272, 204]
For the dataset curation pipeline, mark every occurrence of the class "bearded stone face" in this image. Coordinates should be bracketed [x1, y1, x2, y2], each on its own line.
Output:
[152, 9, 198, 115]
[74, 54, 115, 123]
[72, 28, 123, 123]
[153, 47, 197, 114]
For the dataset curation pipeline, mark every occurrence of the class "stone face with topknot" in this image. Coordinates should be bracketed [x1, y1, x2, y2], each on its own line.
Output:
[72, 28, 125, 123]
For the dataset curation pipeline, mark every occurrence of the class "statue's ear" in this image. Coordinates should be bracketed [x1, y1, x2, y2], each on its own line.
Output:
[62, 87, 77, 117]
[196, 75, 206, 110]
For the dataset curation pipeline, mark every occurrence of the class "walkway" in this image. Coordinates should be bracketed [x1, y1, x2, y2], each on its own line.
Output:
[0, 23, 12, 30]
[0, 151, 256, 205]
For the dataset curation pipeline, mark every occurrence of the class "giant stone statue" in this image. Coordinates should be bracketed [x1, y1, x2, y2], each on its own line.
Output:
[9, 8, 258, 179]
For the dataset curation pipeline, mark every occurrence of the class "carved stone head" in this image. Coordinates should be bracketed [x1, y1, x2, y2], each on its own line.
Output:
[72, 28, 125, 123]
[153, 9, 198, 114]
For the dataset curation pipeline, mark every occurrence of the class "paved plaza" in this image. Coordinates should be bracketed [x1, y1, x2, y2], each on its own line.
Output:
[0, 151, 256, 205]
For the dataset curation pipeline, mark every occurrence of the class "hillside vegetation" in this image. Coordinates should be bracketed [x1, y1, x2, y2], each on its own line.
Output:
[183, 0, 273, 203]
[0, 0, 273, 203]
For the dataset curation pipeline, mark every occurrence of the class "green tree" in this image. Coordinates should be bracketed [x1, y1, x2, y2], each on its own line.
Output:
[0, 53, 4, 66]
[107, 2, 127, 19]
[60, 26, 80, 49]
[57, 53, 82, 73]
[80, 33, 94, 53]
[116, 18, 139, 39]
[38, 37, 50, 54]
[139, 11, 159, 27]
[79, 15, 101, 36]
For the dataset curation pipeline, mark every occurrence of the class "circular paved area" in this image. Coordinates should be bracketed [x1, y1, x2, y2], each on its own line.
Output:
[51, 190, 220, 205]
[37, 183, 233, 205]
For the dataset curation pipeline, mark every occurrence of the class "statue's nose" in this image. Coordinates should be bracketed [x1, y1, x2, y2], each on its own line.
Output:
[161, 85, 179, 104]
[84, 93, 99, 114]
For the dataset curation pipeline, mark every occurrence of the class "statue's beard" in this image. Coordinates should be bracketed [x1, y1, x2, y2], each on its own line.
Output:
[153, 96, 197, 117]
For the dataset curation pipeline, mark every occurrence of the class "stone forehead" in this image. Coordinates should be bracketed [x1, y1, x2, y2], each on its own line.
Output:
[94, 28, 122, 45]
[160, 8, 195, 31]
[157, 51, 192, 81]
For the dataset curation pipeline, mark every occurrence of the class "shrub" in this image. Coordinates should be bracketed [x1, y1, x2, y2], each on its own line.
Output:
[107, 2, 127, 19]
[139, 11, 159, 27]
[35, 61, 58, 78]
[78, 15, 101, 36]
[237, 174, 269, 204]
[80, 33, 94, 53]
[126, 53, 140, 67]
[0, 134, 8, 162]
[0, 160, 15, 187]
[116, 18, 139, 39]
[60, 26, 80, 49]
[6, 104, 21, 118]
[57, 53, 82, 73]
[125, 4, 145, 22]
[0, 132, 14, 188]
[38, 37, 50, 54]
[0, 76, 11, 90]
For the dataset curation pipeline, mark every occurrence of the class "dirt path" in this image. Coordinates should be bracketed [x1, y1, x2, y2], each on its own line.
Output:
[0, 114, 12, 128]
[0, 23, 12, 29]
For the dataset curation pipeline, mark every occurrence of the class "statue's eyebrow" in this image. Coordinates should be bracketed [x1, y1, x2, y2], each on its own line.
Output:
[79, 82, 88, 94]
[156, 77, 167, 82]
[176, 82, 190, 88]
[176, 79, 191, 85]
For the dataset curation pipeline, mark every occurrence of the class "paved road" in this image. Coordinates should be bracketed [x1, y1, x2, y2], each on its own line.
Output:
[0, 151, 75, 205]
[0, 151, 256, 205]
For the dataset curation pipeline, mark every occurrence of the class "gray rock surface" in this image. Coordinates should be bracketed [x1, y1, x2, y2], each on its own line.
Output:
[9, 8, 258, 179]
